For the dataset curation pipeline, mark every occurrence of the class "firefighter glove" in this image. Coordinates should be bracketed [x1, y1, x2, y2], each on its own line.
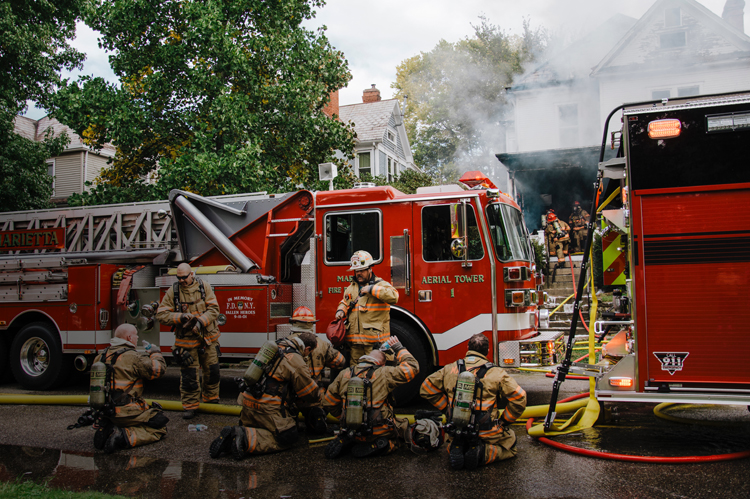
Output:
[180, 313, 198, 330]
[380, 336, 402, 353]
[142, 340, 154, 353]
[359, 285, 372, 296]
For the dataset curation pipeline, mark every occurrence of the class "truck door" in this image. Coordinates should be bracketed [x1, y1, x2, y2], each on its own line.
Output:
[413, 199, 490, 363]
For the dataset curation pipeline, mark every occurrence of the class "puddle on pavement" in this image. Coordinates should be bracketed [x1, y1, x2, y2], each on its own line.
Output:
[552, 403, 750, 456]
[0, 444, 267, 498]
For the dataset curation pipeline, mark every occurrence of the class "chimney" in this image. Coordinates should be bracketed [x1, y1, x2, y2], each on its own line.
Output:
[322, 89, 340, 119]
[722, 0, 745, 33]
[362, 84, 381, 103]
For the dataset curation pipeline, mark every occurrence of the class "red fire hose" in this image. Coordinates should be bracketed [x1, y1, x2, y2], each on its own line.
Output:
[526, 394, 750, 463]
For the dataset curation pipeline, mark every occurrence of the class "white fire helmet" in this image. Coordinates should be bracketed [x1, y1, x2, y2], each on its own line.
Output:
[349, 250, 374, 271]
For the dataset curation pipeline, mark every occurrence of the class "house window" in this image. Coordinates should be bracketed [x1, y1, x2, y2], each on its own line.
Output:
[47, 160, 55, 196]
[358, 152, 371, 177]
[660, 31, 686, 49]
[652, 89, 671, 100]
[558, 104, 578, 146]
[677, 85, 699, 97]
[386, 130, 395, 142]
[387, 158, 394, 181]
[665, 7, 681, 27]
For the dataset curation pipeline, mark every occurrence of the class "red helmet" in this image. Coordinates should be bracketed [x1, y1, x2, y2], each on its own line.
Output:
[546, 213, 557, 222]
[291, 306, 317, 323]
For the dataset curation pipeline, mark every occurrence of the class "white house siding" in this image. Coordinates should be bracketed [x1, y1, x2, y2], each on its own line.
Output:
[85, 153, 111, 187]
[512, 81, 602, 152]
[52, 153, 83, 198]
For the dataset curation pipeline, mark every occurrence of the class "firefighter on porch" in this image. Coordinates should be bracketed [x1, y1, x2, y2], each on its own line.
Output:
[335, 250, 399, 366]
[209, 333, 320, 459]
[322, 336, 419, 459]
[156, 263, 222, 419]
[287, 305, 346, 435]
[420, 333, 527, 470]
[544, 212, 570, 268]
[92, 324, 169, 453]
[568, 201, 590, 254]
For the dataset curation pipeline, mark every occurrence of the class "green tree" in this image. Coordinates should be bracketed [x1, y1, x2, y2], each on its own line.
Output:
[0, 0, 86, 211]
[393, 18, 546, 182]
[52, 0, 355, 205]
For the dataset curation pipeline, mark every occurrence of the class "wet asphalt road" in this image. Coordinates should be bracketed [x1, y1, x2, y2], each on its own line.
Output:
[1, 367, 750, 498]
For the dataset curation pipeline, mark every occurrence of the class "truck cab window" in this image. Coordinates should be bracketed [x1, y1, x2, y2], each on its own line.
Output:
[324, 211, 382, 264]
[421, 204, 483, 262]
[486, 204, 532, 262]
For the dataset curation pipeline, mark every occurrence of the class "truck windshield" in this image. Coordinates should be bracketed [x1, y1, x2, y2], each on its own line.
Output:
[486, 203, 532, 262]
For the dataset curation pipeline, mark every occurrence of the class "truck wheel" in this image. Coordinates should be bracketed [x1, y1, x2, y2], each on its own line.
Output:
[9, 322, 69, 390]
[0, 336, 8, 384]
[390, 320, 433, 407]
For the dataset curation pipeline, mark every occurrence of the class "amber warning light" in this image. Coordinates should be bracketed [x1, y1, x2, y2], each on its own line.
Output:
[648, 119, 681, 139]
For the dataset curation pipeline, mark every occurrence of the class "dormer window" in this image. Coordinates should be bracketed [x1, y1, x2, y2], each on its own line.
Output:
[665, 7, 681, 27]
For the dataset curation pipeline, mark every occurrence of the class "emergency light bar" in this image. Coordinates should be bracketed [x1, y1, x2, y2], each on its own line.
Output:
[504, 266, 531, 282]
[648, 119, 681, 139]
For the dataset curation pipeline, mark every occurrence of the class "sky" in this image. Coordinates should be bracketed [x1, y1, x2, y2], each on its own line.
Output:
[24, 0, 747, 118]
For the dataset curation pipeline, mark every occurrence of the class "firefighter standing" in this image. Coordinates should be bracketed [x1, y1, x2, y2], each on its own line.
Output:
[156, 263, 221, 419]
[287, 305, 346, 434]
[209, 334, 320, 459]
[335, 250, 399, 366]
[544, 212, 570, 268]
[323, 336, 419, 458]
[568, 201, 590, 254]
[420, 333, 526, 470]
[93, 324, 169, 453]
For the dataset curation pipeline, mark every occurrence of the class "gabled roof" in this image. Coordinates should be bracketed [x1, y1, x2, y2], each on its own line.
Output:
[592, 0, 750, 75]
[513, 14, 637, 90]
[12, 115, 116, 157]
[339, 99, 400, 143]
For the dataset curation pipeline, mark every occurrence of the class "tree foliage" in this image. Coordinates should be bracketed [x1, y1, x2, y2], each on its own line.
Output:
[393, 18, 547, 183]
[52, 0, 356, 206]
[0, 0, 85, 212]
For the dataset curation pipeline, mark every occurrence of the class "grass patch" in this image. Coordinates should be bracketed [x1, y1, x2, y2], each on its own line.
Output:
[0, 479, 126, 499]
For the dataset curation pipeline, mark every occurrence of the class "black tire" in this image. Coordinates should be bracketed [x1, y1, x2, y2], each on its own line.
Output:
[390, 320, 433, 407]
[9, 322, 70, 390]
[0, 335, 8, 384]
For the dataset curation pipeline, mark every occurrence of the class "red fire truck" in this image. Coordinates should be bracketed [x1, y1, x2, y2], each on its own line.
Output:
[0, 174, 560, 396]
[591, 91, 750, 406]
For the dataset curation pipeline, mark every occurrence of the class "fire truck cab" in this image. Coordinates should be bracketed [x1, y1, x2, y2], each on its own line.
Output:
[595, 91, 750, 406]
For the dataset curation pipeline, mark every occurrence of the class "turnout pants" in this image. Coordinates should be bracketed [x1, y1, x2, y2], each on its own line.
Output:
[108, 408, 168, 448]
[181, 344, 221, 410]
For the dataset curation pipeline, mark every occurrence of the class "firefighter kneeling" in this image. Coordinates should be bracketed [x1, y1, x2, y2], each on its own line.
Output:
[89, 323, 169, 453]
[287, 306, 346, 435]
[323, 336, 419, 458]
[420, 333, 527, 470]
[209, 333, 319, 459]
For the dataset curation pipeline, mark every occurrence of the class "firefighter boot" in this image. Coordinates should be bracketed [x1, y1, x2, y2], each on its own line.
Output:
[93, 421, 115, 450]
[305, 407, 329, 435]
[104, 427, 129, 454]
[231, 426, 248, 461]
[183, 409, 197, 420]
[351, 437, 390, 458]
[464, 442, 486, 470]
[449, 441, 465, 470]
[324, 435, 352, 459]
[209, 426, 235, 459]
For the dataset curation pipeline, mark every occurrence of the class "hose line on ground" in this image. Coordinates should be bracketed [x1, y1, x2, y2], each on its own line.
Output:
[527, 394, 750, 463]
